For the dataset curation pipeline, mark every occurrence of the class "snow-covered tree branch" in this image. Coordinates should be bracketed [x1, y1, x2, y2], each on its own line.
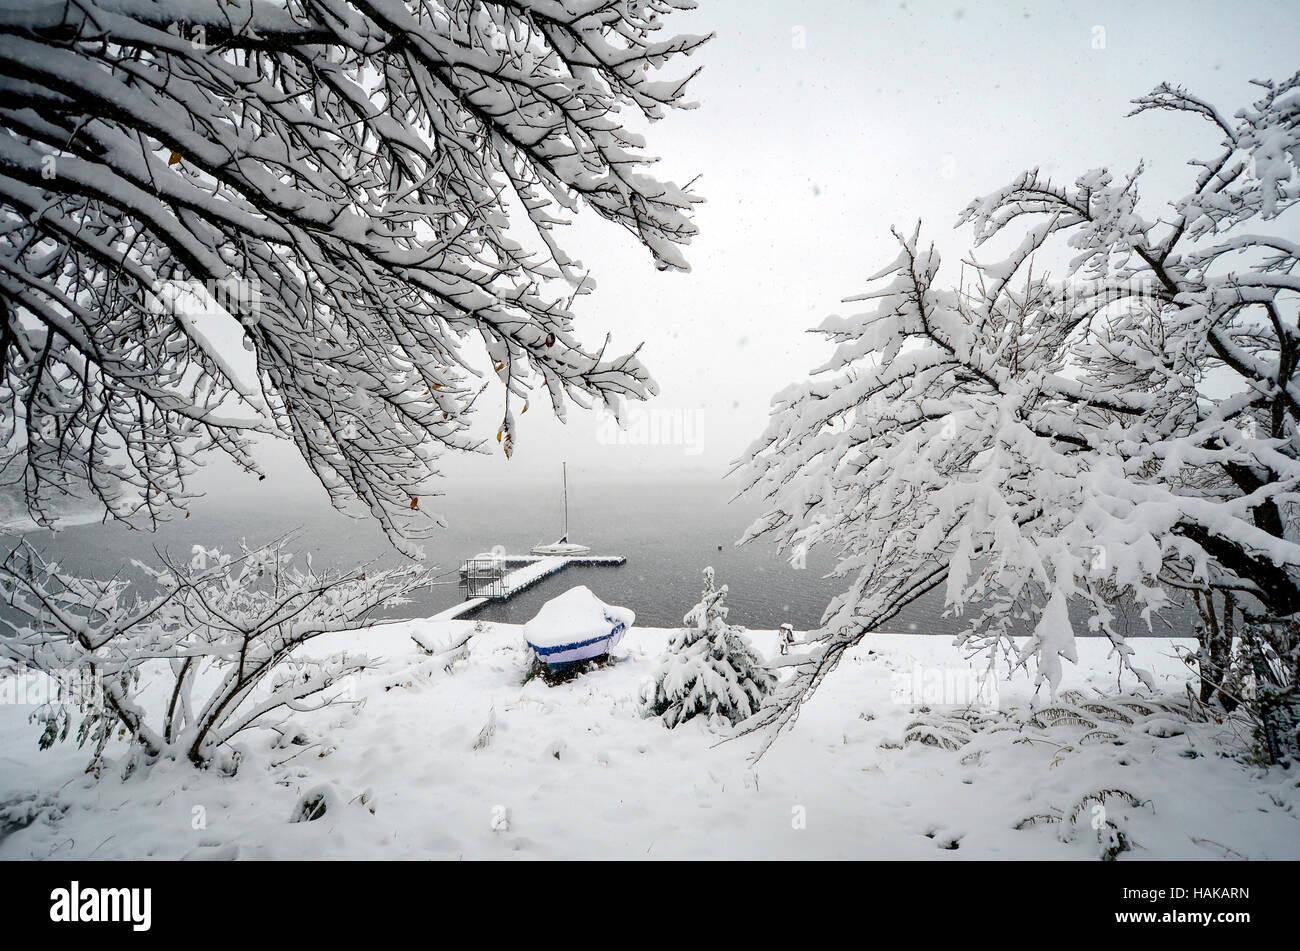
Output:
[0, 538, 429, 770]
[739, 74, 1300, 746]
[0, 0, 705, 553]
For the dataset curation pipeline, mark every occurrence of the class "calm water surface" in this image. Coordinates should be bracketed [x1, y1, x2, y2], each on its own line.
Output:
[3, 479, 1193, 635]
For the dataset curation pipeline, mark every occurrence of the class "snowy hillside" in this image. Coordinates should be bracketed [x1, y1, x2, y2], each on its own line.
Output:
[2, 623, 1295, 861]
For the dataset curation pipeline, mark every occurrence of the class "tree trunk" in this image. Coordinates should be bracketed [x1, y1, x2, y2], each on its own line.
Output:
[1196, 591, 1236, 709]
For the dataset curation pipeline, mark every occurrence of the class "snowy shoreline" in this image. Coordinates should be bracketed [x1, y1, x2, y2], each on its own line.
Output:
[0, 509, 104, 535]
[3, 619, 1294, 861]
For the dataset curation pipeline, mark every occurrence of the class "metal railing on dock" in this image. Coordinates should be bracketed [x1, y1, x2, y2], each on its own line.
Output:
[457, 554, 624, 602]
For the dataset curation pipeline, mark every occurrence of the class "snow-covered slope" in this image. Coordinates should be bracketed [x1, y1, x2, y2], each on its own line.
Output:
[1, 621, 1296, 860]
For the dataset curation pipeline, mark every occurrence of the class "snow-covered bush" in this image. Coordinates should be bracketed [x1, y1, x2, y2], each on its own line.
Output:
[646, 567, 775, 729]
[0, 1, 704, 553]
[741, 74, 1300, 743]
[0, 539, 428, 772]
[1239, 616, 1299, 765]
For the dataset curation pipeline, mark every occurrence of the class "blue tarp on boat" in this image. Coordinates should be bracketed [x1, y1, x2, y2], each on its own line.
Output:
[524, 586, 634, 669]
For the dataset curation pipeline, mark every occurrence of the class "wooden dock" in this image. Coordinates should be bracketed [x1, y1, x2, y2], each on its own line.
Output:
[442, 553, 625, 620]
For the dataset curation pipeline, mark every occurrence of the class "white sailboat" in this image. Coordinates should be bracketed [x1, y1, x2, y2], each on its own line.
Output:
[530, 462, 591, 556]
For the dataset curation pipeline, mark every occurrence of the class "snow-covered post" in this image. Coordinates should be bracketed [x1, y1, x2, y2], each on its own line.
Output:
[645, 567, 775, 729]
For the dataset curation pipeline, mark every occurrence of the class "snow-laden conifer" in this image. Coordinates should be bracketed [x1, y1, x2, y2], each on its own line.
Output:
[647, 567, 775, 729]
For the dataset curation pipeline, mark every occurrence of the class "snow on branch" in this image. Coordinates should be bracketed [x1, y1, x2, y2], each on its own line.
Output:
[0, 536, 431, 772]
[0, 0, 706, 550]
[739, 74, 1300, 748]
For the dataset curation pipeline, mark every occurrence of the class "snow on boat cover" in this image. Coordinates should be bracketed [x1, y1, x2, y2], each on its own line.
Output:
[523, 586, 634, 668]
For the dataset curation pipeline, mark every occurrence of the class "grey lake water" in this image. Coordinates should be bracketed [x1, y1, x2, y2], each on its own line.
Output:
[2, 478, 1195, 637]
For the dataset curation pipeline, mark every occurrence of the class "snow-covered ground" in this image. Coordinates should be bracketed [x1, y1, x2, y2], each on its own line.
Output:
[1, 621, 1296, 860]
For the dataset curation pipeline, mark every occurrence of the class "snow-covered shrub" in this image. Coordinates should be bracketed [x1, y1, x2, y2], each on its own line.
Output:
[740, 73, 1300, 744]
[1239, 616, 1300, 765]
[0, 794, 66, 845]
[0, 1, 704, 553]
[1017, 789, 1146, 862]
[646, 568, 775, 729]
[0, 540, 428, 772]
[289, 785, 340, 824]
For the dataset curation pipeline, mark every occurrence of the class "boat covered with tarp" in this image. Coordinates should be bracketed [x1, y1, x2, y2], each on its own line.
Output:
[523, 585, 633, 670]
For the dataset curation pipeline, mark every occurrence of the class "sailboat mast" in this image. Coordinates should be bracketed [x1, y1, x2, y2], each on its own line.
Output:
[562, 462, 569, 539]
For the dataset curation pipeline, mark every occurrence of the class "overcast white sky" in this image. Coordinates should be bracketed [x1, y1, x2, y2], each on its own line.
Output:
[214, 0, 1300, 502]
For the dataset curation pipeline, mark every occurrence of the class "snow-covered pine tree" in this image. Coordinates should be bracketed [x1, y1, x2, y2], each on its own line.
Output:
[646, 567, 775, 729]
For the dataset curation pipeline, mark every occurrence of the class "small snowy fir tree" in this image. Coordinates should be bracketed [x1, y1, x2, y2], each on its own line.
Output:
[647, 568, 775, 729]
